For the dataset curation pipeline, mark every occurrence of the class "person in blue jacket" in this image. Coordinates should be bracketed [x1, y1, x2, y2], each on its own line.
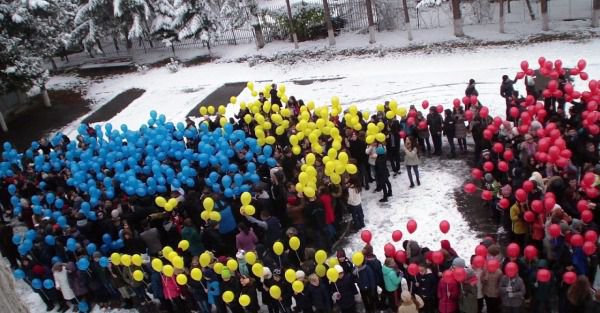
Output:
[331, 265, 357, 313]
[354, 260, 377, 313]
[307, 273, 332, 313]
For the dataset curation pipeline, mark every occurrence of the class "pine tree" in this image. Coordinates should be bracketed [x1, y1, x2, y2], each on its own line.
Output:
[172, 0, 220, 40]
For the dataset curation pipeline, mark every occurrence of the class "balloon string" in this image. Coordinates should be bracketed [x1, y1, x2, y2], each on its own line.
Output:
[294, 251, 301, 263]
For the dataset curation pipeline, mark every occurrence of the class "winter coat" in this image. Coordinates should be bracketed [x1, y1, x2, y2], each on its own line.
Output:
[307, 282, 331, 311]
[499, 276, 525, 308]
[181, 226, 205, 255]
[443, 116, 456, 138]
[382, 264, 402, 292]
[481, 269, 502, 298]
[459, 282, 478, 313]
[218, 206, 237, 234]
[365, 256, 385, 288]
[207, 280, 220, 305]
[355, 264, 377, 291]
[140, 228, 162, 256]
[415, 270, 437, 302]
[53, 266, 76, 300]
[66, 263, 88, 297]
[403, 146, 420, 166]
[161, 275, 181, 300]
[240, 283, 260, 313]
[333, 273, 357, 309]
[427, 112, 443, 135]
[236, 229, 258, 252]
[438, 280, 460, 313]
[375, 154, 389, 181]
[509, 203, 527, 235]
[454, 113, 467, 139]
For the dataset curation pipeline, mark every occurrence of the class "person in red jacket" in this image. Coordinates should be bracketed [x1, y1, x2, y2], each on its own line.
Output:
[438, 277, 460, 313]
[318, 185, 336, 242]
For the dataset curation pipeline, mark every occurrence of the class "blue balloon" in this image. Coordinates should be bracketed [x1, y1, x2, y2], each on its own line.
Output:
[77, 258, 90, 271]
[99, 256, 109, 268]
[222, 176, 232, 188]
[263, 145, 273, 157]
[224, 188, 234, 198]
[45, 193, 55, 205]
[32, 205, 42, 215]
[11, 234, 21, 245]
[78, 301, 89, 313]
[7, 184, 16, 195]
[86, 243, 97, 255]
[31, 195, 40, 205]
[43, 279, 54, 289]
[66, 238, 77, 252]
[13, 269, 25, 280]
[54, 198, 64, 209]
[25, 229, 36, 241]
[57, 216, 67, 228]
[44, 235, 55, 246]
[51, 256, 62, 265]
[31, 278, 42, 290]
[267, 158, 277, 167]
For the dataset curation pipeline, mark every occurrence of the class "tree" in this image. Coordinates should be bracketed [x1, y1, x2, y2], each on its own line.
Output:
[402, 0, 412, 41]
[365, 0, 375, 43]
[322, 0, 335, 46]
[499, 0, 505, 33]
[284, 0, 299, 48]
[593, 0, 600, 28]
[540, 0, 549, 31]
[172, 0, 220, 41]
[451, 0, 464, 37]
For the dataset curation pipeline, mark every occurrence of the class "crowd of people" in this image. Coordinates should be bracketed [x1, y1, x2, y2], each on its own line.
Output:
[0, 57, 597, 313]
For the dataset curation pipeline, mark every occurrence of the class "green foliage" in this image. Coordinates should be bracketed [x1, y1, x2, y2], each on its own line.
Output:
[266, 3, 326, 42]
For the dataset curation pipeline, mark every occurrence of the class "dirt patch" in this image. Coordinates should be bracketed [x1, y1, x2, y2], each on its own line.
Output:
[187, 82, 247, 117]
[184, 54, 219, 67]
[0, 90, 90, 151]
[83, 88, 146, 124]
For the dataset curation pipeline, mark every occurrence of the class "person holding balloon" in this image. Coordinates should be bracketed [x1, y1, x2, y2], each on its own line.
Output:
[52, 262, 77, 310]
[239, 274, 260, 313]
[499, 262, 526, 313]
[306, 273, 331, 313]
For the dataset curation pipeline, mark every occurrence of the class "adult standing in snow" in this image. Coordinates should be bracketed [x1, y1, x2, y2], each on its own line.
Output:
[500, 75, 517, 120]
[403, 138, 421, 188]
[499, 272, 525, 313]
[375, 146, 392, 202]
[346, 176, 365, 231]
[427, 107, 443, 156]
[465, 79, 479, 110]
[416, 111, 432, 155]
[52, 263, 76, 309]
[443, 109, 457, 158]
[438, 275, 460, 313]
[414, 263, 437, 313]
[270, 84, 282, 105]
[453, 106, 468, 154]
[387, 118, 403, 176]
[347, 131, 371, 189]
[381, 257, 406, 311]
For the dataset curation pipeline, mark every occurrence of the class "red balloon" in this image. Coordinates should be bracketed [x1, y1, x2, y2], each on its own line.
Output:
[475, 244, 488, 257]
[462, 96, 471, 105]
[394, 250, 407, 263]
[515, 189, 527, 203]
[506, 243, 520, 258]
[493, 143, 504, 154]
[578, 59, 587, 70]
[407, 219, 417, 234]
[522, 180, 534, 193]
[464, 183, 477, 194]
[570, 234, 584, 247]
[471, 168, 483, 180]
[465, 110, 474, 121]
[498, 161, 509, 173]
[471, 255, 485, 269]
[486, 259, 500, 273]
[392, 230, 403, 242]
[503, 150, 514, 161]
[439, 220, 450, 234]
[483, 161, 494, 172]
[504, 262, 519, 278]
[570, 68, 580, 75]
[583, 241, 597, 256]
[442, 270, 455, 284]
[523, 211, 535, 223]
[520, 60, 529, 71]
[384, 243, 396, 257]
[436, 105, 443, 113]
[483, 129, 493, 141]
[499, 198, 510, 210]
[584, 230, 598, 243]
[544, 197, 556, 211]
[431, 251, 444, 265]
[583, 172, 596, 186]
[509, 107, 519, 118]
[407, 263, 419, 276]
[537, 269, 552, 283]
[538, 56, 546, 67]
[581, 72, 589, 80]
[581, 210, 594, 224]
[531, 200, 544, 214]
[453, 267, 466, 282]
[470, 96, 478, 106]
[563, 271, 577, 285]
[421, 100, 429, 109]
[360, 230, 372, 243]
[549, 224, 561, 238]
[481, 190, 493, 201]
[453, 98, 461, 108]
[399, 131, 406, 139]
[524, 245, 538, 261]
[418, 121, 428, 130]
[585, 187, 599, 199]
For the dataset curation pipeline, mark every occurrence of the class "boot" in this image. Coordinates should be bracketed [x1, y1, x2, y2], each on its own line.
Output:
[379, 197, 388, 203]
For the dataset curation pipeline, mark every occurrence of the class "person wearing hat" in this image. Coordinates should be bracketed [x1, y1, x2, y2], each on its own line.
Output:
[374, 145, 392, 202]
[509, 199, 528, 247]
[465, 79, 479, 108]
[239, 274, 260, 313]
[336, 249, 354, 274]
[331, 264, 357, 313]
[459, 269, 478, 313]
[427, 106, 443, 156]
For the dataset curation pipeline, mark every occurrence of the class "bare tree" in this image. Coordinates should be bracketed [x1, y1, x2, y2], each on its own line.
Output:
[451, 0, 464, 37]
[322, 0, 335, 46]
[365, 0, 376, 43]
[402, 0, 412, 41]
[541, 0, 549, 31]
[499, 0, 505, 33]
[524, 0, 535, 20]
[593, 0, 600, 27]
[285, 0, 299, 48]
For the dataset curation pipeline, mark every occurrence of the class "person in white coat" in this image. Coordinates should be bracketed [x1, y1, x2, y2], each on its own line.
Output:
[402, 138, 421, 188]
[52, 263, 76, 305]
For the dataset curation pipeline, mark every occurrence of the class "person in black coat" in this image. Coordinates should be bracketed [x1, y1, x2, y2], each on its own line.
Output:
[240, 275, 261, 313]
[414, 263, 438, 313]
[331, 266, 357, 313]
[443, 109, 457, 158]
[270, 84, 282, 105]
[306, 274, 332, 313]
[426, 107, 443, 156]
[386, 119, 402, 176]
[346, 132, 371, 190]
[374, 146, 391, 203]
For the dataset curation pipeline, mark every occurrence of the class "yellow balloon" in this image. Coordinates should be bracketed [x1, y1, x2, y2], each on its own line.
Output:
[292, 280, 304, 294]
[173, 256, 184, 269]
[155, 196, 167, 208]
[315, 264, 326, 277]
[245, 252, 257, 265]
[203, 197, 214, 211]
[273, 242, 284, 256]
[162, 265, 174, 277]
[285, 269, 296, 283]
[131, 254, 142, 267]
[346, 164, 358, 174]
[338, 152, 349, 164]
[207, 106, 215, 115]
[239, 294, 251, 307]
[244, 114, 252, 124]
[167, 251, 178, 262]
[199, 107, 208, 115]
[167, 198, 178, 209]
[243, 205, 256, 216]
[213, 262, 224, 274]
[178, 240, 190, 251]
[162, 246, 173, 258]
[265, 136, 276, 145]
[120, 254, 131, 267]
[303, 186, 315, 198]
[376, 133, 386, 143]
[191, 268, 203, 281]
[133, 270, 144, 282]
[164, 202, 174, 212]
[289, 236, 301, 251]
[327, 257, 339, 268]
[269, 285, 282, 300]
[151, 258, 163, 272]
[315, 250, 327, 264]
[252, 263, 264, 277]
[222, 290, 235, 304]
[330, 174, 341, 185]
[247, 81, 254, 90]
[292, 146, 301, 155]
[209, 211, 221, 222]
[326, 268, 339, 282]
[199, 252, 211, 267]
[241, 192, 252, 205]
[200, 210, 210, 221]
[176, 273, 188, 285]
[229, 96, 237, 104]
[226, 259, 238, 272]
[386, 110, 395, 119]
[376, 104, 385, 112]
[366, 135, 375, 144]
[110, 253, 121, 266]
[352, 252, 365, 266]
[397, 107, 407, 117]
[306, 153, 316, 165]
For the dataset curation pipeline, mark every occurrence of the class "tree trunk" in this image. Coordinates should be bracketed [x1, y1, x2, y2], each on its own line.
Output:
[285, 0, 299, 49]
[48, 57, 57, 71]
[499, 0, 505, 33]
[113, 36, 120, 51]
[541, 0, 549, 31]
[322, 0, 336, 46]
[593, 0, 600, 27]
[41, 85, 51, 108]
[95, 39, 106, 56]
[402, 0, 412, 41]
[365, 0, 376, 43]
[0, 111, 8, 132]
[507, 0, 511, 14]
[253, 24, 266, 49]
[524, 0, 535, 20]
[451, 0, 464, 37]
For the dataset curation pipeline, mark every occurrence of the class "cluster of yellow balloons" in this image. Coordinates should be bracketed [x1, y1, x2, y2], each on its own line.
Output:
[109, 252, 143, 267]
[200, 197, 221, 222]
[295, 153, 319, 198]
[198, 105, 227, 117]
[239, 192, 256, 215]
[155, 196, 179, 212]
